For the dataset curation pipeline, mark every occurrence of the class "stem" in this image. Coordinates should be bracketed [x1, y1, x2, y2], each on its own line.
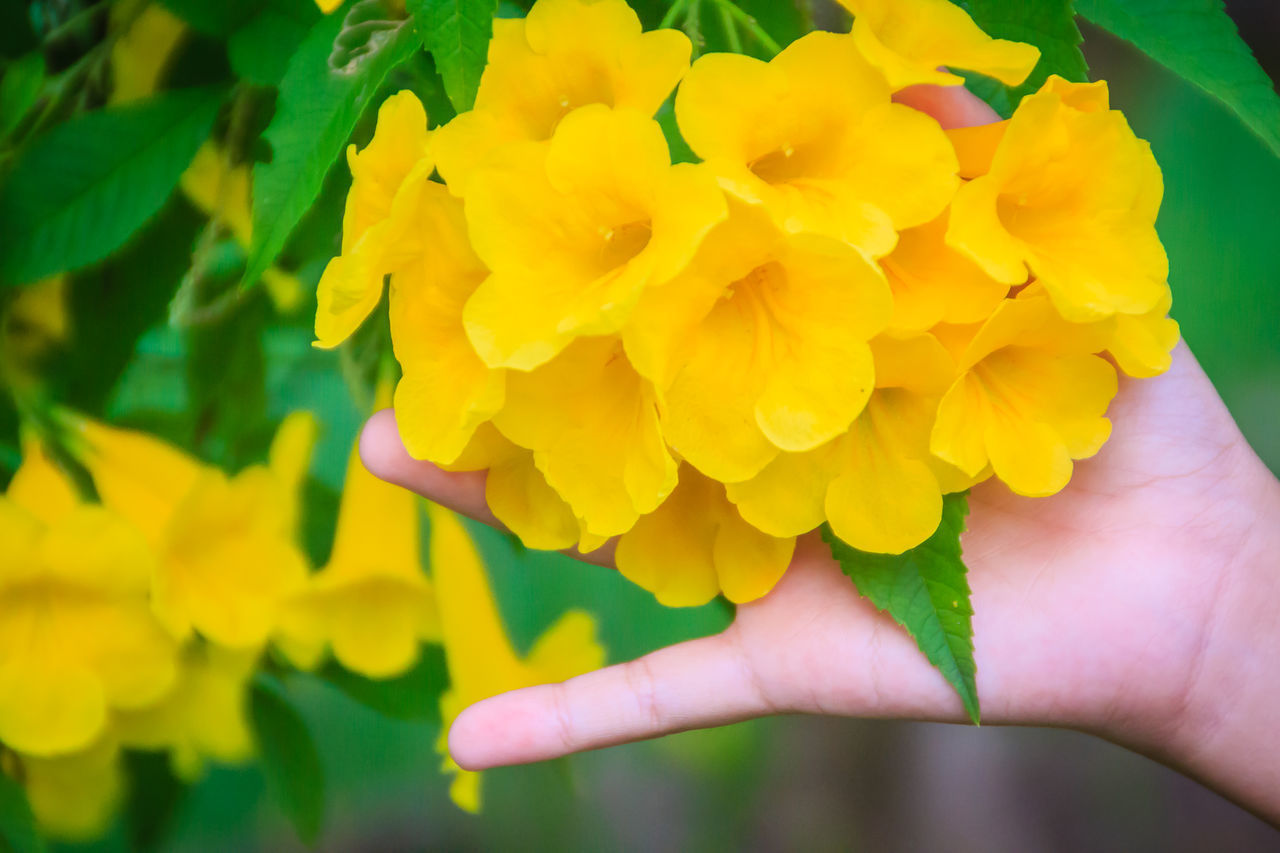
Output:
[708, 0, 781, 56]
[718, 5, 742, 53]
[659, 0, 689, 29]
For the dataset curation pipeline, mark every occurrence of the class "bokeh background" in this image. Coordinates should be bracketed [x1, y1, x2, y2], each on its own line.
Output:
[2, 0, 1278, 850]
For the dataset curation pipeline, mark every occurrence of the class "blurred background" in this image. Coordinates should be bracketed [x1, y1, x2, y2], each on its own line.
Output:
[1, 0, 1278, 850]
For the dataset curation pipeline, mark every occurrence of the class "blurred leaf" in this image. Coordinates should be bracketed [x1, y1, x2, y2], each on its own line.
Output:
[0, 2, 36, 59]
[408, 0, 497, 112]
[243, 3, 420, 290]
[250, 677, 326, 845]
[823, 493, 980, 724]
[228, 0, 322, 86]
[0, 772, 44, 853]
[0, 51, 44, 138]
[318, 646, 449, 722]
[1076, 0, 1280, 157]
[158, 0, 260, 36]
[0, 87, 224, 286]
[186, 295, 270, 469]
[123, 752, 186, 853]
[962, 0, 1087, 113]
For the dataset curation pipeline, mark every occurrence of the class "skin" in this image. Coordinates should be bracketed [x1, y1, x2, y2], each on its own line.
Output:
[359, 85, 1280, 825]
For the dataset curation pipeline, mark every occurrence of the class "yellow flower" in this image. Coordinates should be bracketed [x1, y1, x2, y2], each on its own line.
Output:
[0, 499, 178, 757]
[16, 738, 123, 841]
[838, 0, 1040, 90]
[881, 210, 1009, 332]
[624, 199, 891, 483]
[113, 644, 256, 780]
[427, 504, 604, 811]
[180, 143, 304, 312]
[1, 275, 69, 381]
[674, 31, 958, 256]
[432, 0, 690, 193]
[615, 466, 794, 607]
[153, 415, 315, 649]
[389, 181, 505, 465]
[947, 76, 1168, 322]
[726, 333, 979, 555]
[277, 385, 441, 679]
[108, 3, 186, 105]
[315, 91, 432, 349]
[462, 104, 725, 370]
[492, 334, 676, 539]
[1107, 285, 1180, 378]
[929, 288, 1117, 497]
[315, 0, 342, 13]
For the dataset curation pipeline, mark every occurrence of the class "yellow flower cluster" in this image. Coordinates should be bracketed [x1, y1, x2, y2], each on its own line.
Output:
[314, 0, 1178, 607]
[0, 390, 597, 830]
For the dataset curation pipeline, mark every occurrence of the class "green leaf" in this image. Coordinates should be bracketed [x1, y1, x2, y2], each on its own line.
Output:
[822, 493, 980, 724]
[0, 87, 224, 286]
[243, 2, 420, 291]
[0, 51, 44, 138]
[0, 772, 44, 853]
[123, 751, 186, 853]
[318, 645, 449, 722]
[1076, 0, 1280, 157]
[250, 677, 326, 845]
[962, 0, 1087, 114]
[409, 0, 498, 112]
[228, 0, 322, 86]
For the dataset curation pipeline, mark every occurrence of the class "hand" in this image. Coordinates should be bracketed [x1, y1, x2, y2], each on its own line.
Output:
[360, 84, 1280, 824]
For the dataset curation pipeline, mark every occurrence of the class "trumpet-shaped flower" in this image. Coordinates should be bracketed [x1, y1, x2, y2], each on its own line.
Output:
[427, 504, 604, 811]
[278, 391, 441, 679]
[0, 500, 178, 757]
[315, 91, 432, 348]
[389, 182, 505, 465]
[1107, 285, 1180, 378]
[930, 288, 1117, 497]
[947, 77, 1168, 322]
[674, 31, 958, 256]
[838, 0, 1040, 90]
[16, 738, 123, 841]
[108, 4, 185, 105]
[625, 200, 891, 483]
[493, 335, 676, 539]
[462, 104, 725, 370]
[615, 466, 795, 607]
[113, 644, 256, 780]
[727, 333, 979, 554]
[432, 0, 690, 193]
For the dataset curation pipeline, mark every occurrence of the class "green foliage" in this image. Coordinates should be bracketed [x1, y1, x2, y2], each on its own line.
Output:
[0, 772, 44, 853]
[243, 2, 420, 291]
[962, 0, 1087, 115]
[1076, 0, 1280, 157]
[0, 87, 224, 287]
[250, 677, 326, 845]
[0, 52, 44, 139]
[158, 0, 262, 36]
[122, 752, 186, 853]
[227, 0, 322, 86]
[318, 646, 449, 722]
[409, 0, 499, 112]
[823, 493, 980, 724]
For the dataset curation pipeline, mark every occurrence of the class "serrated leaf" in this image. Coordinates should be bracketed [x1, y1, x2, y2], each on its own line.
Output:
[1076, 0, 1280, 157]
[0, 86, 224, 286]
[409, 0, 498, 112]
[318, 645, 449, 721]
[962, 0, 1087, 113]
[250, 677, 326, 845]
[0, 51, 44, 138]
[228, 0, 322, 86]
[823, 492, 980, 724]
[242, 1, 420, 291]
[0, 773, 45, 853]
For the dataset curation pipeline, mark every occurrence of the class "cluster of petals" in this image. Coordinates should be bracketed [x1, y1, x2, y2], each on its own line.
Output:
[314, 0, 1179, 608]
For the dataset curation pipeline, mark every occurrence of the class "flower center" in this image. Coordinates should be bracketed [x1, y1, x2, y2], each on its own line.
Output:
[597, 220, 653, 270]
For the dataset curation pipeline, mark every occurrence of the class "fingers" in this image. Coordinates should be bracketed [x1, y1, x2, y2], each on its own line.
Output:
[893, 82, 1002, 129]
[446, 628, 775, 770]
[358, 409, 500, 528]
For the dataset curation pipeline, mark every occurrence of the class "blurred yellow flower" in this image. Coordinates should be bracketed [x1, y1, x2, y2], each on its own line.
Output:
[108, 4, 185, 105]
[315, 0, 342, 13]
[615, 466, 794, 607]
[929, 288, 1117, 497]
[432, 0, 690, 193]
[427, 504, 604, 811]
[462, 104, 725, 370]
[947, 77, 1168, 322]
[316, 91, 432, 349]
[1, 275, 69, 382]
[16, 738, 123, 841]
[625, 200, 891, 483]
[278, 384, 441, 679]
[838, 0, 1040, 90]
[674, 31, 957, 256]
[0, 499, 178, 757]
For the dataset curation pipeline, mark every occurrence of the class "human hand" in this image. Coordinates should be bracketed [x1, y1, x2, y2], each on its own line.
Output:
[359, 84, 1280, 823]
